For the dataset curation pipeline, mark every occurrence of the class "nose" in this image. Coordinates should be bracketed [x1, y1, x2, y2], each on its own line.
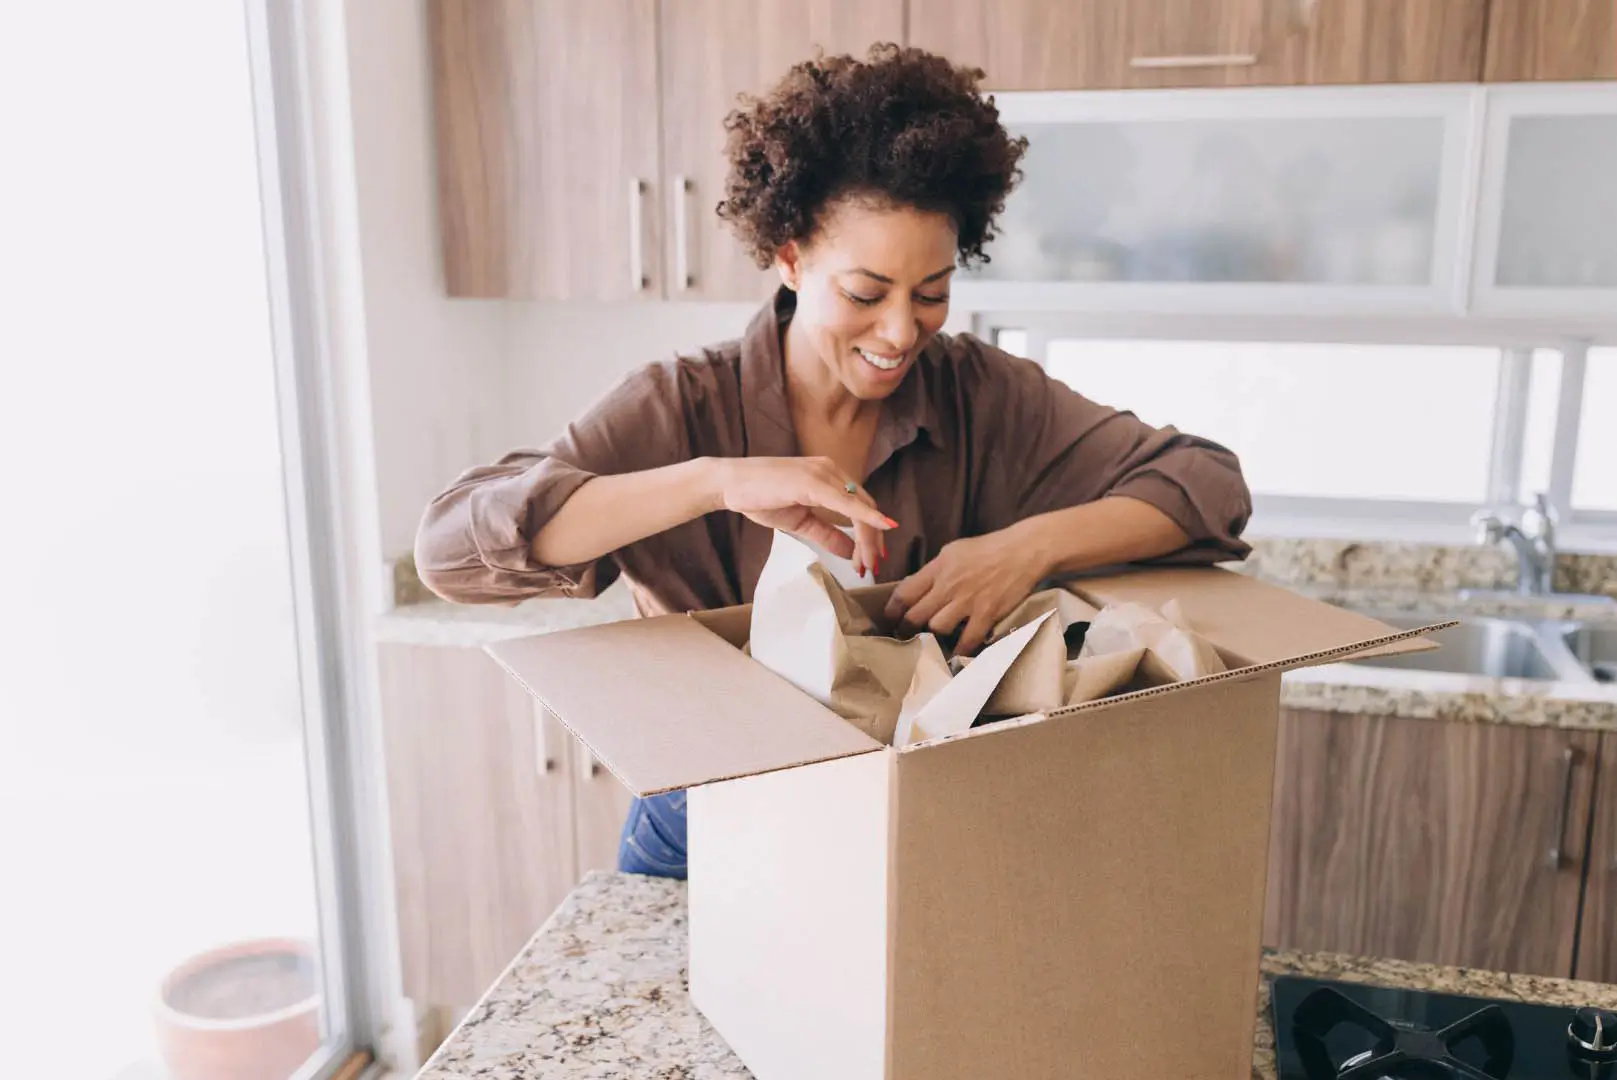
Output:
[875, 299, 920, 354]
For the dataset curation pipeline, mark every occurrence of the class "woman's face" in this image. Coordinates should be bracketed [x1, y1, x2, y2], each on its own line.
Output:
[778, 199, 958, 401]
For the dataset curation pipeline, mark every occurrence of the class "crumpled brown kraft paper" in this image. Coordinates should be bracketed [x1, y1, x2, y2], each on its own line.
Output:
[890, 633, 952, 747]
[751, 533, 1056, 745]
[749, 532, 926, 743]
[1062, 648, 1146, 704]
[892, 611, 1057, 747]
[981, 589, 1099, 716]
[1078, 599, 1227, 685]
[748, 531, 1224, 748]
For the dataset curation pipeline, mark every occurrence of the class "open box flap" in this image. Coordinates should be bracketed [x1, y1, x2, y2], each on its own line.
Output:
[1065, 565, 1448, 668]
[485, 615, 883, 797]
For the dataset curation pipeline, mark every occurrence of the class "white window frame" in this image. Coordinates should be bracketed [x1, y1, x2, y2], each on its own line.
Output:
[969, 310, 1617, 550]
[246, 0, 397, 1075]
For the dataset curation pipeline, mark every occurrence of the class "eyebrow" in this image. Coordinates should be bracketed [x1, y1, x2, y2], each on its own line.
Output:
[848, 266, 956, 286]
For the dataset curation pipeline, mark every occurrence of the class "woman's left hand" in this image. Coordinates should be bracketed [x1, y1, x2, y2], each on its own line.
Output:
[883, 529, 1046, 656]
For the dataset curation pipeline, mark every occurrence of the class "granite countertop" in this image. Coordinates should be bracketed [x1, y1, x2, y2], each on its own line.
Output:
[374, 584, 638, 647]
[417, 870, 1617, 1080]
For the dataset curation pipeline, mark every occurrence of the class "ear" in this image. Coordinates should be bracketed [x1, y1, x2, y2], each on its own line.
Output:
[775, 241, 803, 291]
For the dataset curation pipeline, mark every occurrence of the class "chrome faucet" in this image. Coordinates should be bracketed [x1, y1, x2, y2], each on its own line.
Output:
[1471, 493, 1557, 596]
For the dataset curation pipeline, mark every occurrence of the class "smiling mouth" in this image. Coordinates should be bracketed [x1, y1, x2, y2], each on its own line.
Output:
[855, 346, 905, 372]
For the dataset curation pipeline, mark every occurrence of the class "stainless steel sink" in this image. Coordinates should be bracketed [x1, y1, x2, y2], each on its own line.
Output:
[1345, 610, 1572, 680]
[1563, 625, 1617, 684]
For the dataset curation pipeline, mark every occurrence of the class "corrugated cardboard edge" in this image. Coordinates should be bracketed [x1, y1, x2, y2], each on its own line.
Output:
[898, 620, 1459, 754]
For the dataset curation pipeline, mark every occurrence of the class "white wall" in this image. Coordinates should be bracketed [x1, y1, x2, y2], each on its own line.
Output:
[344, 0, 506, 561]
[503, 300, 760, 444]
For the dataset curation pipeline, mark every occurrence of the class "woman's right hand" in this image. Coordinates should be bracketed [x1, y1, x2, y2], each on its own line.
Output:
[714, 457, 896, 577]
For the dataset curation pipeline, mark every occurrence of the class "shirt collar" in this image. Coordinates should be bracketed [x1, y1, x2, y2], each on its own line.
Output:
[739, 286, 944, 469]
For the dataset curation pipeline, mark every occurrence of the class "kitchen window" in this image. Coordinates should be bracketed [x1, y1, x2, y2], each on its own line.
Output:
[1573, 348, 1615, 512]
[1, 3, 384, 1078]
[1040, 340, 1500, 503]
[977, 317, 1616, 546]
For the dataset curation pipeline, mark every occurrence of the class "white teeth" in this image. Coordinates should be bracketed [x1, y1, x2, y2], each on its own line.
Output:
[857, 347, 903, 371]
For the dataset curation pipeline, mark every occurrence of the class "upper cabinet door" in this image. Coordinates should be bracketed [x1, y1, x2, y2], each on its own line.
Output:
[954, 85, 1478, 315]
[907, 0, 1487, 90]
[659, 0, 905, 303]
[429, 0, 661, 300]
[1470, 83, 1617, 314]
[1485, 0, 1617, 82]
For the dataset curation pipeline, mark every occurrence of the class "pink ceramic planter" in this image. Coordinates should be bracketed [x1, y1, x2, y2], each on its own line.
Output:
[154, 937, 321, 1080]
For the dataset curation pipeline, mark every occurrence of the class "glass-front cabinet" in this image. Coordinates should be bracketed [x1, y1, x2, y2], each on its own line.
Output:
[1471, 84, 1617, 316]
[955, 82, 1617, 320]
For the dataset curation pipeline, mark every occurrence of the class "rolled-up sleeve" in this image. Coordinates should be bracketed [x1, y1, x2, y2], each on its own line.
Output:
[414, 362, 695, 603]
[965, 341, 1252, 564]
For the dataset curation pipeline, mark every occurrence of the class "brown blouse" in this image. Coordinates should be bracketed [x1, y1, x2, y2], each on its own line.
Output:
[415, 289, 1253, 617]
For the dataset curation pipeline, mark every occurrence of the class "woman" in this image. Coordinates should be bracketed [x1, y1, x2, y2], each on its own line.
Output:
[415, 45, 1252, 879]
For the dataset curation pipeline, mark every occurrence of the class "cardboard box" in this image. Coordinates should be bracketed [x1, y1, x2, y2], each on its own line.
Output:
[487, 565, 1444, 1080]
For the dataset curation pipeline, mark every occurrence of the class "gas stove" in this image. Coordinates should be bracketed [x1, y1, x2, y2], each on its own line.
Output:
[1270, 975, 1617, 1079]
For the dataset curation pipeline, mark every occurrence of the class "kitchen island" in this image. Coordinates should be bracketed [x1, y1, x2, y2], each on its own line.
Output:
[414, 870, 1617, 1080]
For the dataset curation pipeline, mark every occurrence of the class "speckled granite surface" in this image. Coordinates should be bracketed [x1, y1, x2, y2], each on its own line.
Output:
[1280, 667, 1617, 730]
[1241, 538, 1617, 598]
[415, 870, 1617, 1080]
[416, 873, 745, 1080]
[374, 583, 637, 647]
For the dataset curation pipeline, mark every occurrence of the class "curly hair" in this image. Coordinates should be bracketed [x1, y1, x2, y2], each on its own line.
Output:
[717, 44, 1028, 270]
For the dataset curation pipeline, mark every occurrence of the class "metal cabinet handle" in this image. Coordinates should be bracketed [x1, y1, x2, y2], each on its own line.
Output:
[1548, 746, 1577, 869]
[579, 744, 601, 782]
[672, 175, 694, 291]
[628, 178, 649, 292]
[1130, 53, 1258, 69]
[532, 701, 555, 775]
[1134, 0, 1288, 71]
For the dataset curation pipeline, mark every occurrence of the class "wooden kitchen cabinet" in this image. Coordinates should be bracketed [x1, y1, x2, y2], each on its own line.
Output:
[907, 0, 1487, 90]
[428, 0, 661, 299]
[659, 0, 905, 301]
[1485, 0, 1617, 82]
[429, 0, 899, 302]
[1264, 708, 1600, 977]
[571, 734, 636, 875]
[379, 643, 579, 1006]
[1575, 734, 1617, 982]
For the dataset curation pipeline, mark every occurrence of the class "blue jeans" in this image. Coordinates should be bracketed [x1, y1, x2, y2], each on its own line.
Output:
[617, 790, 688, 879]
